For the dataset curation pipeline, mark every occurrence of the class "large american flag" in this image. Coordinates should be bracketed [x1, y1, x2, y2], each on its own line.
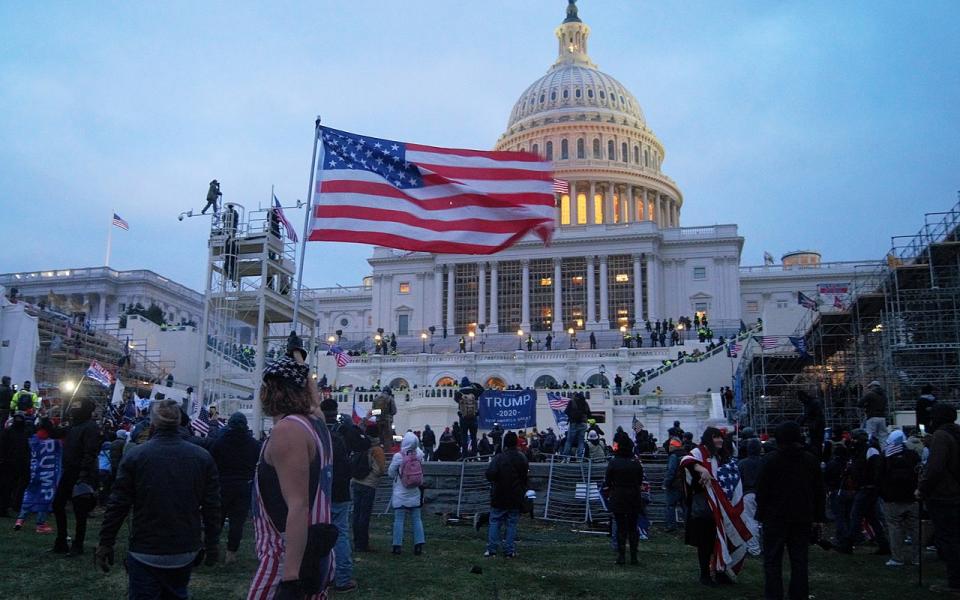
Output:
[546, 392, 569, 410]
[309, 126, 556, 254]
[546, 393, 569, 435]
[191, 405, 211, 437]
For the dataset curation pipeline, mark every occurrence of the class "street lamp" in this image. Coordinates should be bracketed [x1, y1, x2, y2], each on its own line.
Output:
[327, 335, 336, 344]
[517, 328, 524, 350]
[374, 333, 382, 354]
[568, 327, 576, 349]
[468, 330, 475, 352]
[676, 323, 685, 345]
[619, 324, 627, 347]
[599, 363, 607, 388]
[420, 332, 427, 353]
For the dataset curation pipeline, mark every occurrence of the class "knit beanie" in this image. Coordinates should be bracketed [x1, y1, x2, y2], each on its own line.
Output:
[150, 399, 181, 430]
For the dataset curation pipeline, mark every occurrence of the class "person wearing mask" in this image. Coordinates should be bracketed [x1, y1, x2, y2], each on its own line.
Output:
[917, 403, 960, 594]
[755, 421, 825, 600]
[585, 430, 606, 461]
[320, 398, 361, 593]
[604, 435, 644, 565]
[246, 356, 335, 599]
[915, 384, 937, 432]
[879, 429, 920, 567]
[421, 424, 436, 462]
[49, 397, 100, 557]
[388, 432, 426, 556]
[95, 400, 221, 598]
[562, 392, 591, 459]
[0, 413, 31, 518]
[208, 412, 261, 565]
[484, 431, 528, 558]
[859, 380, 889, 445]
[351, 429, 385, 553]
[737, 438, 763, 556]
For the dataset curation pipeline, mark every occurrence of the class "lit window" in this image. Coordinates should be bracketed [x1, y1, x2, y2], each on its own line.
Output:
[571, 276, 584, 285]
[540, 277, 553, 286]
[560, 194, 570, 225]
[398, 282, 410, 294]
[615, 273, 629, 283]
[693, 267, 706, 280]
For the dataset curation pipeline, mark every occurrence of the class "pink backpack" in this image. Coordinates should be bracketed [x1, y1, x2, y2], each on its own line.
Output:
[400, 450, 423, 488]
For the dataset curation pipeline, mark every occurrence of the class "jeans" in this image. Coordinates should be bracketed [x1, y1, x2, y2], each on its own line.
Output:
[331, 501, 353, 586]
[351, 482, 376, 551]
[664, 489, 683, 530]
[762, 520, 810, 600]
[863, 417, 888, 445]
[486, 508, 519, 555]
[125, 554, 191, 600]
[423, 447, 434, 462]
[927, 499, 960, 588]
[840, 488, 888, 549]
[459, 416, 478, 458]
[832, 491, 852, 543]
[17, 509, 47, 524]
[883, 501, 919, 564]
[220, 480, 251, 552]
[563, 422, 587, 457]
[392, 507, 425, 548]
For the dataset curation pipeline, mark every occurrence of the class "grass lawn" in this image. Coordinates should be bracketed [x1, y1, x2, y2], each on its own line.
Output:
[0, 510, 948, 599]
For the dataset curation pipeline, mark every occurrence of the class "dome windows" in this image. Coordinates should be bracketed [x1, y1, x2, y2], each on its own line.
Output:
[539, 94, 545, 104]
[607, 140, 615, 160]
[545, 141, 554, 160]
[621, 142, 628, 163]
[562, 89, 569, 99]
[587, 89, 594, 99]
[550, 90, 557, 101]
[633, 145, 640, 164]
[575, 88, 582, 98]
[532, 143, 539, 156]
[592, 139, 601, 158]
[560, 139, 569, 159]
[576, 138, 585, 159]
[599, 90, 606, 99]
[620, 95, 625, 104]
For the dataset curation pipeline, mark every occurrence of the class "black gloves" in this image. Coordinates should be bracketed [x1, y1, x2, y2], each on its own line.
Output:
[94, 545, 114, 573]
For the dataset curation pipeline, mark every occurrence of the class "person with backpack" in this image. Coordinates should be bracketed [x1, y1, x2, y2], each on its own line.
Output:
[562, 392, 591, 458]
[917, 403, 960, 594]
[879, 430, 920, 567]
[456, 380, 482, 459]
[351, 429, 385, 552]
[421, 424, 436, 462]
[662, 437, 685, 532]
[388, 431, 425, 555]
[483, 431, 528, 558]
[372, 388, 397, 450]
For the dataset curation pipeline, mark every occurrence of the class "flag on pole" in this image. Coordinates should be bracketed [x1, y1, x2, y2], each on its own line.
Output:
[758, 336, 779, 350]
[309, 126, 556, 254]
[112, 213, 129, 230]
[797, 291, 819, 310]
[272, 194, 298, 242]
[763, 251, 775, 266]
[727, 341, 743, 357]
[111, 380, 126, 407]
[328, 345, 351, 368]
[552, 179, 569, 194]
[788, 336, 810, 357]
[85, 360, 114, 387]
[352, 396, 366, 425]
[191, 405, 211, 437]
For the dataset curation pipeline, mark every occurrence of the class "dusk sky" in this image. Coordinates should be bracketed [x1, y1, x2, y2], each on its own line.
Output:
[2, 1, 958, 291]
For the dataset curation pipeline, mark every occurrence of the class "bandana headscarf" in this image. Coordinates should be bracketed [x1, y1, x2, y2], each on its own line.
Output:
[263, 355, 309, 389]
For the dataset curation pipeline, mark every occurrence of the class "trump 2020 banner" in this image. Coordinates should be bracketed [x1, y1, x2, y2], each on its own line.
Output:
[479, 389, 537, 429]
[21, 438, 62, 514]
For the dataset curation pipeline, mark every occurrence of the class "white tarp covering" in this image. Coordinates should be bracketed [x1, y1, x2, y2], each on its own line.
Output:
[0, 294, 39, 386]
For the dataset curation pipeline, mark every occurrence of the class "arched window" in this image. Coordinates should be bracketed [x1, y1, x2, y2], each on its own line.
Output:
[550, 90, 557, 101]
[607, 140, 615, 160]
[539, 94, 545, 104]
[485, 376, 507, 390]
[563, 89, 569, 99]
[561, 139, 569, 159]
[587, 89, 594, 98]
[586, 373, 609, 388]
[593, 138, 601, 158]
[633, 145, 640, 164]
[599, 90, 606, 99]
[546, 141, 554, 160]
[435, 376, 456, 387]
[534, 374, 559, 389]
[577, 138, 585, 159]
[644, 148, 649, 167]
[575, 88, 582, 98]
[388, 378, 409, 390]
[621, 142, 628, 163]
[532, 143, 539, 156]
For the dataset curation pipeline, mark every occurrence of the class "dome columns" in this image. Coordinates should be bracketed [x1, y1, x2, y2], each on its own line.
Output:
[554, 179, 680, 228]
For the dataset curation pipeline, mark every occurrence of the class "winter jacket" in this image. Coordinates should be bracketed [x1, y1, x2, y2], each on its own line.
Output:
[586, 441, 606, 461]
[352, 443, 386, 489]
[915, 395, 937, 429]
[52, 418, 100, 486]
[859, 386, 888, 418]
[879, 449, 920, 503]
[738, 455, 763, 495]
[918, 423, 960, 502]
[388, 432, 424, 508]
[564, 395, 591, 424]
[208, 426, 261, 484]
[485, 447, 529, 510]
[421, 427, 436, 448]
[755, 445, 825, 524]
[604, 455, 645, 514]
[0, 419, 30, 469]
[99, 428, 221, 554]
[664, 449, 683, 492]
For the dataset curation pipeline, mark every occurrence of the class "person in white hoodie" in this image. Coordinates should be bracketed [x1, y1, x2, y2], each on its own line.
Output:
[388, 432, 425, 555]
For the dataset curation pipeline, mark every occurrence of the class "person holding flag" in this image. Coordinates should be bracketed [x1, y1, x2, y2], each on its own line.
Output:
[49, 397, 100, 557]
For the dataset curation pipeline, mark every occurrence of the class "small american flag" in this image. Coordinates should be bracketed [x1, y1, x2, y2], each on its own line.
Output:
[727, 341, 743, 357]
[546, 392, 568, 410]
[273, 194, 298, 242]
[759, 336, 779, 350]
[191, 405, 211, 437]
[310, 126, 555, 254]
[329, 345, 351, 368]
[112, 213, 129, 230]
[552, 179, 569, 194]
[797, 291, 819, 310]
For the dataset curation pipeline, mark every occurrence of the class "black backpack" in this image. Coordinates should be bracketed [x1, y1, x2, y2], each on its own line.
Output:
[350, 449, 372, 480]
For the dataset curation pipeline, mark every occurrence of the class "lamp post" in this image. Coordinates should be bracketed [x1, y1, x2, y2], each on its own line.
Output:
[479, 323, 486, 352]
[619, 324, 627, 347]
[517, 328, 524, 350]
[568, 327, 576, 350]
[420, 332, 427, 353]
[327, 335, 336, 345]
[599, 363, 607, 388]
[374, 333, 382, 354]
[468, 330, 475, 352]
[677, 323, 685, 345]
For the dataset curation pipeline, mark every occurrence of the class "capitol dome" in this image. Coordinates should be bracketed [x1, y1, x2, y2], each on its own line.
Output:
[496, 1, 683, 230]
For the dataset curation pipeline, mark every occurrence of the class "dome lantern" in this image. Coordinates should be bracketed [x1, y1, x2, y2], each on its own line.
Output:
[554, 1, 595, 69]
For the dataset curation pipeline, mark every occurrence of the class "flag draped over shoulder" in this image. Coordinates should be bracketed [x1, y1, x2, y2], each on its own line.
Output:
[309, 126, 556, 254]
[680, 446, 752, 577]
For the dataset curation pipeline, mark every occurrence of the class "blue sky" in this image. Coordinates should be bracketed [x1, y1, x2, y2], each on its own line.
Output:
[1, 0, 958, 291]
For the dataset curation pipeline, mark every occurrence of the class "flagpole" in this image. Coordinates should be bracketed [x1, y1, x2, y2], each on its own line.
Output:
[291, 116, 322, 330]
[105, 211, 114, 267]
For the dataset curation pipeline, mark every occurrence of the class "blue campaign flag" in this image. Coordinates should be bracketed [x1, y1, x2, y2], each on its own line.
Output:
[478, 389, 537, 429]
[21, 437, 62, 514]
[789, 336, 811, 358]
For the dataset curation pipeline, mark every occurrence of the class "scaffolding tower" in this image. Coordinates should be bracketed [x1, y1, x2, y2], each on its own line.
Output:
[197, 202, 316, 434]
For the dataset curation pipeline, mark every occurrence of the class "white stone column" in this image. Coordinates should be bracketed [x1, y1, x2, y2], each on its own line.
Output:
[488, 262, 499, 333]
[445, 264, 455, 333]
[478, 262, 487, 328]
[586, 255, 596, 326]
[520, 259, 531, 330]
[644, 188, 651, 221]
[632, 253, 643, 322]
[655, 194, 662, 227]
[627, 186, 634, 224]
[646, 255, 660, 320]
[588, 181, 596, 224]
[433, 266, 443, 330]
[371, 274, 382, 331]
[98, 294, 107, 322]
[675, 259, 687, 317]
[598, 255, 609, 327]
[553, 257, 563, 332]
[604, 183, 614, 225]
[569, 181, 578, 225]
